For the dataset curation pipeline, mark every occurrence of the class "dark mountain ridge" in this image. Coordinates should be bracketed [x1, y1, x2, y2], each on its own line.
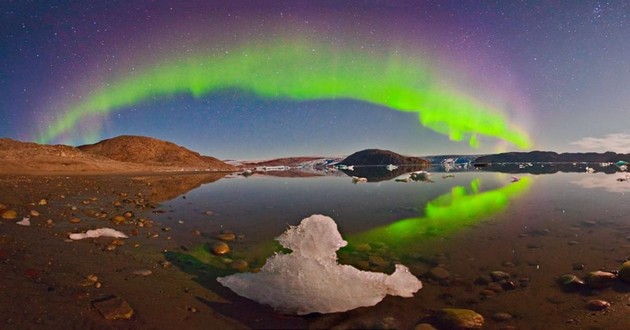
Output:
[474, 151, 630, 164]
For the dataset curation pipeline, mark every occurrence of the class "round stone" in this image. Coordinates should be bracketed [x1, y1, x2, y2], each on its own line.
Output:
[229, 260, 249, 272]
[437, 308, 484, 329]
[69, 217, 81, 224]
[428, 266, 451, 281]
[216, 233, 236, 241]
[587, 299, 610, 311]
[111, 215, 126, 224]
[618, 261, 630, 284]
[585, 271, 616, 289]
[30, 210, 40, 217]
[557, 274, 585, 291]
[211, 242, 230, 255]
[1, 210, 17, 220]
[490, 271, 510, 282]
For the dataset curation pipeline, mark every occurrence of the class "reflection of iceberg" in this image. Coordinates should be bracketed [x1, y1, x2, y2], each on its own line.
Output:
[386, 164, 398, 171]
[410, 170, 431, 181]
[217, 214, 422, 315]
[571, 175, 630, 193]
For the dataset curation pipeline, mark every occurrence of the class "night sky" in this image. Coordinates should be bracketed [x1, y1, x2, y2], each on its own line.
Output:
[2, 1, 630, 159]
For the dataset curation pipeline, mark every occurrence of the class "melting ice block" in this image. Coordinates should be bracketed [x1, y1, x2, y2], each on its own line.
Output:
[69, 228, 128, 240]
[217, 214, 422, 315]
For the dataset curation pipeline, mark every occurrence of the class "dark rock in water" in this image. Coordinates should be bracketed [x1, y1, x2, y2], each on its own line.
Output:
[618, 260, 630, 284]
[474, 275, 491, 286]
[585, 271, 616, 289]
[92, 296, 134, 320]
[572, 263, 585, 271]
[491, 312, 513, 322]
[586, 299, 610, 311]
[557, 274, 585, 291]
[487, 282, 503, 293]
[414, 323, 438, 330]
[490, 271, 510, 282]
[436, 308, 484, 329]
[428, 266, 451, 281]
[501, 280, 516, 290]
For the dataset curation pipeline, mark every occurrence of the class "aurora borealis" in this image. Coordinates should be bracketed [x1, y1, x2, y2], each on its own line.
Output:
[3, 1, 630, 158]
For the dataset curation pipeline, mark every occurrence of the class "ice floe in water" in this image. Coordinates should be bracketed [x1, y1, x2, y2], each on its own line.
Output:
[217, 214, 422, 315]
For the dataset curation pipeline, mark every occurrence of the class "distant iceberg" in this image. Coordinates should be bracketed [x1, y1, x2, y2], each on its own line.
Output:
[217, 214, 422, 315]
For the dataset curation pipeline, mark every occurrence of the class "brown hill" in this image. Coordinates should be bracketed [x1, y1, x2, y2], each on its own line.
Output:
[0, 138, 149, 173]
[0, 136, 235, 174]
[78, 135, 235, 171]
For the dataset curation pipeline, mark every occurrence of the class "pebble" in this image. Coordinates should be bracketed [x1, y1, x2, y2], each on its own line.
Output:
[437, 308, 484, 329]
[132, 269, 153, 276]
[1, 210, 17, 220]
[111, 215, 126, 224]
[30, 210, 40, 217]
[216, 233, 236, 241]
[230, 260, 249, 272]
[490, 271, 511, 282]
[92, 296, 134, 320]
[211, 242, 230, 255]
[123, 211, 134, 218]
[474, 275, 492, 286]
[557, 274, 585, 291]
[487, 282, 503, 292]
[69, 217, 81, 224]
[585, 271, 616, 289]
[492, 312, 513, 322]
[354, 243, 371, 252]
[586, 299, 610, 311]
[368, 255, 390, 268]
[618, 260, 630, 284]
[428, 266, 451, 281]
[572, 263, 585, 271]
[38, 199, 48, 205]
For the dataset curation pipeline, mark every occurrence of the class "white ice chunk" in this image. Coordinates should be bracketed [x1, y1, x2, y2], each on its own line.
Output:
[16, 217, 31, 226]
[69, 228, 128, 240]
[217, 214, 422, 315]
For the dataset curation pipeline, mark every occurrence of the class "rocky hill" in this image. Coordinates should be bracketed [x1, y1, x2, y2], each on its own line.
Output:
[78, 135, 235, 171]
[0, 136, 235, 174]
[339, 149, 429, 166]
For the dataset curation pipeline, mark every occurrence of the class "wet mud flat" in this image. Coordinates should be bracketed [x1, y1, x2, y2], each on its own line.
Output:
[1, 173, 630, 329]
[0, 174, 246, 329]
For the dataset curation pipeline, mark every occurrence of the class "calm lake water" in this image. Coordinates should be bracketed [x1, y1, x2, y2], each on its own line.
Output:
[149, 167, 630, 329]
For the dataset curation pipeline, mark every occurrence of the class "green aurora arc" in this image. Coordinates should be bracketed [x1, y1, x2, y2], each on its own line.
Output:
[39, 41, 532, 148]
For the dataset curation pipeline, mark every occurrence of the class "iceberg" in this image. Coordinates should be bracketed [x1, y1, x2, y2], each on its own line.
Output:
[217, 214, 421, 315]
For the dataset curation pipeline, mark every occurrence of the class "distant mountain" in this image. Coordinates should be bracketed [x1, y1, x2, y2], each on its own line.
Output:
[339, 149, 429, 166]
[243, 157, 328, 167]
[474, 151, 630, 164]
[79, 135, 235, 171]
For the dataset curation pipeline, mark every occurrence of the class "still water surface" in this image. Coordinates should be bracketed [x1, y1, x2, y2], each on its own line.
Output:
[152, 169, 630, 329]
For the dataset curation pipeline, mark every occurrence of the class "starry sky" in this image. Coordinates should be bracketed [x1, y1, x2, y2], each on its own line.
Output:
[2, 1, 630, 159]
